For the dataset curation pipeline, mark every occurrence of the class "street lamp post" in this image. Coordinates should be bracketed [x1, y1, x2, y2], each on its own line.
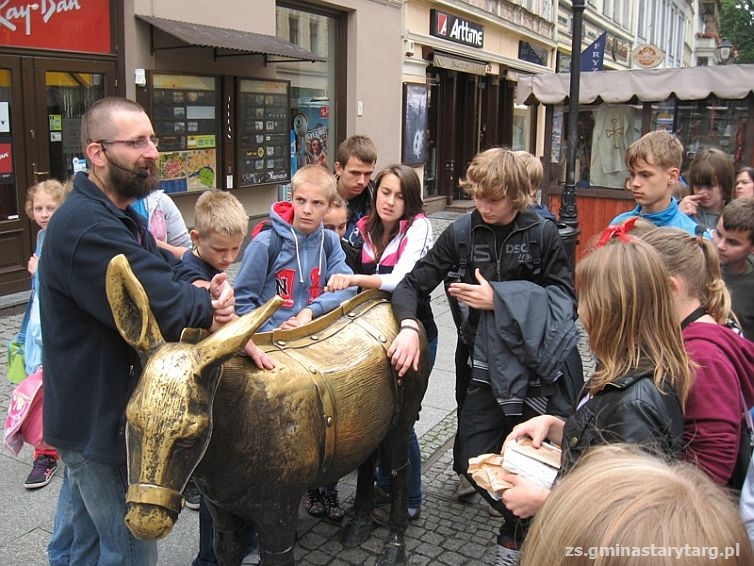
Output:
[559, 0, 585, 269]
[719, 37, 733, 64]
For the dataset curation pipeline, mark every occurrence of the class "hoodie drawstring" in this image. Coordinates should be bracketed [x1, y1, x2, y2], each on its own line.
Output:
[291, 226, 304, 283]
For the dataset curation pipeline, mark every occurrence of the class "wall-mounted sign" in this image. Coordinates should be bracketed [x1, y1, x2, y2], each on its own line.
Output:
[632, 44, 664, 69]
[0, 0, 111, 54]
[430, 9, 484, 49]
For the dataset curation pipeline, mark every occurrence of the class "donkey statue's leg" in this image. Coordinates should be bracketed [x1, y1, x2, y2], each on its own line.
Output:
[375, 426, 411, 566]
[255, 496, 300, 566]
[207, 502, 248, 566]
[341, 450, 379, 546]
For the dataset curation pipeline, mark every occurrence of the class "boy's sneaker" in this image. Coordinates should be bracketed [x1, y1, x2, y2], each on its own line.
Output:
[322, 489, 345, 523]
[494, 544, 521, 566]
[454, 474, 476, 500]
[303, 489, 327, 518]
[371, 505, 421, 527]
[183, 479, 201, 510]
[24, 455, 58, 489]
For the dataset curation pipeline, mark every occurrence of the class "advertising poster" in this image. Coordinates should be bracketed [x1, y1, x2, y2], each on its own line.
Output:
[159, 149, 217, 193]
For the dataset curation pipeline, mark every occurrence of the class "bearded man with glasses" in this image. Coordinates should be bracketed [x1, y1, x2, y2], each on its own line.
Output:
[37, 97, 237, 565]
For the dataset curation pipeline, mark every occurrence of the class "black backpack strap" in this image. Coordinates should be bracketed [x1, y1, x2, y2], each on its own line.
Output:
[452, 212, 472, 281]
[528, 218, 545, 278]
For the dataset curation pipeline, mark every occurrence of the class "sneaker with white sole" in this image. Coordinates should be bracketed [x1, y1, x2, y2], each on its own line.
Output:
[183, 479, 201, 510]
[494, 544, 521, 566]
[24, 455, 58, 489]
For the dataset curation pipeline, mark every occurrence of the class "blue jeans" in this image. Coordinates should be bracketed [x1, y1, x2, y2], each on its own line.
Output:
[376, 337, 437, 509]
[48, 468, 79, 565]
[51, 448, 157, 566]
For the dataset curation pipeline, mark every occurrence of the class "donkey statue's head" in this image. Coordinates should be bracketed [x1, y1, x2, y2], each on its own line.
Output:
[105, 254, 282, 539]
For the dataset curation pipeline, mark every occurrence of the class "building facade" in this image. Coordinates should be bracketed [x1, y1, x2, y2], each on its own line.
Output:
[0, 0, 406, 295]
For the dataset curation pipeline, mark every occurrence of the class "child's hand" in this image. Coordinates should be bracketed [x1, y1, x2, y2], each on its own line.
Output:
[500, 474, 549, 518]
[244, 339, 276, 370]
[446, 268, 494, 310]
[28, 254, 38, 276]
[679, 193, 703, 216]
[387, 320, 422, 376]
[505, 415, 565, 447]
[279, 308, 313, 330]
[325, 273, 356, 292]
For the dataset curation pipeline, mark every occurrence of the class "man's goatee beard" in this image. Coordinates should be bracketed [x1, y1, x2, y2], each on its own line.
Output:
[110, 166, 160, 200]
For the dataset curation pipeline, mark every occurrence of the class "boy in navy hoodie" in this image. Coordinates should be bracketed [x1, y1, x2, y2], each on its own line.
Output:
[233, 164, 356, 521]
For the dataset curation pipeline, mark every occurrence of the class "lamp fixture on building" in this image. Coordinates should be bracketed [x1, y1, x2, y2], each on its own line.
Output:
[719, 37, 733, 64]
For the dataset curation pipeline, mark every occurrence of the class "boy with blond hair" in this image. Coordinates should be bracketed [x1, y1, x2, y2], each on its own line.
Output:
[611, 130, 705, 236]
[181, 190, 249, 286]
[235, 164, 356, 330]
[180, 189, 257, 565]
[234, 164, 356, 521]
[389, 147, 580, 563]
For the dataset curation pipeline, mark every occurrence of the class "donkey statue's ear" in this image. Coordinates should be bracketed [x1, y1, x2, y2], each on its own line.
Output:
[193, 296, 284, 373]
[106, 254, 165, 354]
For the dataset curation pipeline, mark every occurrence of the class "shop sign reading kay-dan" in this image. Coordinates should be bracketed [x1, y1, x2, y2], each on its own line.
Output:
[0, 0, 111, 54]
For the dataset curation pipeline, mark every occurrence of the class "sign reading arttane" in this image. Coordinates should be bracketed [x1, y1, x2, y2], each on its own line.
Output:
[429, 9, 484, 49]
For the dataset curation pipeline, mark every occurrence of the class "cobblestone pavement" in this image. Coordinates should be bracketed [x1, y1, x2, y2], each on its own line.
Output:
[0, 211, 594, 565]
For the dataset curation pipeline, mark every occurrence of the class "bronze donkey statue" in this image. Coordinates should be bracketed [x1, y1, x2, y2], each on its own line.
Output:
[105, 254, 430, 566]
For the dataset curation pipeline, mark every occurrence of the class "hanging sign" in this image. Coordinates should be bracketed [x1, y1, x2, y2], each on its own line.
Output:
[632, 44, 664, 69]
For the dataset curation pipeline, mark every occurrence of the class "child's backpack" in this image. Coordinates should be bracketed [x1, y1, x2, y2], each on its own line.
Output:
[443, 213, 545, 343]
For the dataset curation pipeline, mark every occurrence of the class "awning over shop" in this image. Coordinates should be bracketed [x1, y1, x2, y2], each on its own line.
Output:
[136, 15, 325, 63]
[516, 64, 754, 105]
[431, 52, 488, 76]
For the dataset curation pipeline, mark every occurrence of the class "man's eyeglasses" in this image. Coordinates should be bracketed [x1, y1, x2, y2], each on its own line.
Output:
[96, 136, 159, 149]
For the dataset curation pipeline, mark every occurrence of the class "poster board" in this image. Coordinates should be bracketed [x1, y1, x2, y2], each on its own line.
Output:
[402, 83, 428, 166]
[237, 79, 291, 186]
[151, 74, 218, 193]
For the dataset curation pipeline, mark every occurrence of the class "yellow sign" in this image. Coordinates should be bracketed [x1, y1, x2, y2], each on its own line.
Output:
[49, 114, 62, 131]
[187, 135, 215, 149]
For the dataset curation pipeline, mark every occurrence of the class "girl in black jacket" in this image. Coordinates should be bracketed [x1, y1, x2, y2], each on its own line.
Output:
[500, 230, 694, 520]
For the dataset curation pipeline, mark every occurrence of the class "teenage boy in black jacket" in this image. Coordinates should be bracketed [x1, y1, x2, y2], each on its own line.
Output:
[388, 147, 581, 565]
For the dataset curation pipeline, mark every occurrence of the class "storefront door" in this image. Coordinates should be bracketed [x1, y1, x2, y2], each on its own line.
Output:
[0, 56, 114, 295]
[429, 68, 486, 203]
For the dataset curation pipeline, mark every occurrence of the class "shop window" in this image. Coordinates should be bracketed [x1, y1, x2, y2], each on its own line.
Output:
[551, 104, 642, 189]
[0, 69, 18, 221]
[150, 74, 218, 193]
[512, 104, 532, 152]
[667, 98, 752, 171]
[276, 5, 337, 176]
